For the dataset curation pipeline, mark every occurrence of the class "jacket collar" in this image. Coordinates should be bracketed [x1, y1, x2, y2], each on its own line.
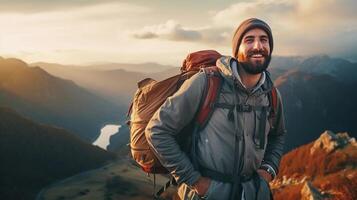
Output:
[216, 56, 274, 94]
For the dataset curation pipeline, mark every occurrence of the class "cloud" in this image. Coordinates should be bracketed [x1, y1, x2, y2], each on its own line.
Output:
[132, 20, 202, 42]
[0, 0, 116, 13]
[1, 0, 356, 65]
[213, 0, 294, 27]
[131, 20, 233, 47]
[131, 0, 357, 49]
[211, 0, 357, 57]
[133, 32, 158, 39]
[213, 0, 357, 27]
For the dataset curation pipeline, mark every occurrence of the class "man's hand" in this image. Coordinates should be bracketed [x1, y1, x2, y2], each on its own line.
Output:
[192, 176, 211, 197]
[257, 169, 273, 182]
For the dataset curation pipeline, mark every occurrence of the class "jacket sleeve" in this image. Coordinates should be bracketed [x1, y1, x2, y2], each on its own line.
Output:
[145, 72, 206, 186]
[262, 88, 287, 176]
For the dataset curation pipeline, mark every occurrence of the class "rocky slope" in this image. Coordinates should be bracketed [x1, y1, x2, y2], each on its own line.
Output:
[271, 131, 357, 200]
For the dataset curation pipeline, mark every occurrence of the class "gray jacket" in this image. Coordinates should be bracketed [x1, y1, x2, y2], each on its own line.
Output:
[146, 56, 286, 200]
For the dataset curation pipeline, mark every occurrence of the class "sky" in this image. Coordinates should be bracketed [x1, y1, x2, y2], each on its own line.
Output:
[0, 0, 356, 66]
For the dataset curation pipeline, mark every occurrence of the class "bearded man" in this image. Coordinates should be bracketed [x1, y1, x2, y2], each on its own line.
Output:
[146, 18, 286, 200]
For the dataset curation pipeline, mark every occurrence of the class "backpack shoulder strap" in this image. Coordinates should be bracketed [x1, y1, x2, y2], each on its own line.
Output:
[195, 66, 223, 129]
[268, 86, 279, 130]
[271, 86, 278, 113]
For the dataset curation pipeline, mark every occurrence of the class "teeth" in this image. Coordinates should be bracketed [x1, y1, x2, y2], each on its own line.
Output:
[251, 54, 263, 58]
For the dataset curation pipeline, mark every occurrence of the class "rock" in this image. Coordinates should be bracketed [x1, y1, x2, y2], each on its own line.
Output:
[310, 131, 353, 155]
[300, 181, 325, 200]
[350, 137, 357, 148]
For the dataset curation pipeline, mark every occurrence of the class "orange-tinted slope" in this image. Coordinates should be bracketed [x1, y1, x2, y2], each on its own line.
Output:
[272, 131, 357, 200]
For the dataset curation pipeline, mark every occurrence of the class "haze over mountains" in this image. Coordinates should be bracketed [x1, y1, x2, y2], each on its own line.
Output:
[31, 62, 178, 105]
[3, 53, 357, 151]
[85, 62, 174, 73]
[32, 54, 357, 151]
[0, 57, 125, 141]
[270, 55, 357, 81]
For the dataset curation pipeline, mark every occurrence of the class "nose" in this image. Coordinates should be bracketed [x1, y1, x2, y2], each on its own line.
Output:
[253, 39, 263, 50]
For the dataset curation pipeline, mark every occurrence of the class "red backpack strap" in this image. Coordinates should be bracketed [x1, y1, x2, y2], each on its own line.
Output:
[195, 66, 222, 129]
[268, 86, 279, 129]
[271, 86, 278, 116]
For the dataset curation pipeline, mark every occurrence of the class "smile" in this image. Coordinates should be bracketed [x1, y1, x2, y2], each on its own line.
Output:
[251, 54, 263, 58]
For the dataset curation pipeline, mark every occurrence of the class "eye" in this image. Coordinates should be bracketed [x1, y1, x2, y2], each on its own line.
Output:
[261, 38, 268, 43]
[245, 38, 254, 43]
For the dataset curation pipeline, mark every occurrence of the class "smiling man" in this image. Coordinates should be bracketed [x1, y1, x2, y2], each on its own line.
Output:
[146, 18, 286, 200]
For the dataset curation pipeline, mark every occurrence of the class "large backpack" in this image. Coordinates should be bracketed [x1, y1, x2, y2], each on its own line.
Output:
[127, 50, 223, 174]
[127, 50, 279, 175]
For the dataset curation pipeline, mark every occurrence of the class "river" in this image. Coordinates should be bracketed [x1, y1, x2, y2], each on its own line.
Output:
[93, 124, 121, 150]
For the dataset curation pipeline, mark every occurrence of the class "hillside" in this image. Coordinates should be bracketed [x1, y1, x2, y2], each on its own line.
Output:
[275, 70, 357, 151]
[0, 57, 124, 141]
[0, 107, 116, 200]
[36, 158, 172, 200]
[297, 55, 357, 83]
[271, 131, 357, 200]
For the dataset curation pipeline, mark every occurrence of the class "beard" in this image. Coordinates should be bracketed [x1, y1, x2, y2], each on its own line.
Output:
[239, 49, 271, 75]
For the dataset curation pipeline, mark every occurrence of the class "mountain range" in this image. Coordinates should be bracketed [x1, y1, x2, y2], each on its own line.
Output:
[41, 54, 355, 153]
[0, 57, 125, 141]
[30, 62, 178, 105]
[105, 55, 357, 152]
[0, 107, 116, 200]
[271, 55, 357, 151]
[2, 53, 356, 199]
[31, 62, 174, 73]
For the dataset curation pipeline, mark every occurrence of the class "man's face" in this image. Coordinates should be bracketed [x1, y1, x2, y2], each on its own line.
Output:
[237, 28, 271, 74]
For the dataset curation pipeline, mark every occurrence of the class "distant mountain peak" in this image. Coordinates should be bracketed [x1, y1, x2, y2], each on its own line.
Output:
[0, 56, 123, 141]
[4, 57, 27, 65]
[310, 131, 355, 155]
[0, 57, 28, 69]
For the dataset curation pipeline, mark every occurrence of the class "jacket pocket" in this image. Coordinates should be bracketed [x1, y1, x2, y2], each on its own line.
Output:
[253, 108, 270, 149]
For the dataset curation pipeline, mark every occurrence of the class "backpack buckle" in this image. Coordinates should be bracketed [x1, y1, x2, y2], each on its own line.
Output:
[237, 104, 252, 112]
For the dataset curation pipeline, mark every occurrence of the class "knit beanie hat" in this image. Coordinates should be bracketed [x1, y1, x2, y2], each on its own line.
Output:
[232, 18, 273, 58]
